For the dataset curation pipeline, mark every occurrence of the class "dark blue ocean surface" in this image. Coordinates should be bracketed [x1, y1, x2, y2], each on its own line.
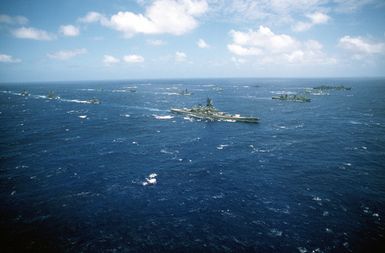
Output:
[1, 78, 385, 252]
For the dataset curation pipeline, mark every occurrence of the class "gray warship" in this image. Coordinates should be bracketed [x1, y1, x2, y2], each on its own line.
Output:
[87, 98, 101, 104]
[20, 90, 30, 96]
[171, 98, 259, 123]
[313, 85, 351, 91]
[272, 94, 311, 102]
[47, 91, 59, 100]
[179, 88, 193, 95]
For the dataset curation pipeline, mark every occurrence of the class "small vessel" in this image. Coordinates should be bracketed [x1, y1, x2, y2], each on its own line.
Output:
[272, 94, 311, 102]
[123, 86, 137, 92]
[179, 88, 192, 96]
[212, 87, 224, 92]
[88, 98, 101, 104]
[47, 91, 59, 100]
[304, 88, 329, 96]
[313, 85, 351, 91]
[171, 98, 259, 123]
[20, 90, 30, 96]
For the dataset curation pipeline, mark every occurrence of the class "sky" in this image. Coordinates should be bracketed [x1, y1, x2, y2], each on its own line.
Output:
[0, 0, 384, 82]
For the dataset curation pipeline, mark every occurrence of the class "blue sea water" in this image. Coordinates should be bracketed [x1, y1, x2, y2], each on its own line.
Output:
[1, 78, 385, 252]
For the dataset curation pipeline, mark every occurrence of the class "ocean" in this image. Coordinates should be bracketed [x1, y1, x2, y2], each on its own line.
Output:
[1, 78, 385, 252]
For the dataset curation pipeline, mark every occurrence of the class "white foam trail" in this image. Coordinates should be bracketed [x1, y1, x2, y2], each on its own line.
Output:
[34, 95, 47, 99]
[221, 119, 236, 123]
[153, 114, 174, 120]
[159, 92, 180, 96]
[297, 247, 308, 253]
[61, 98, 91, 104]
[160, 149, 175, 155]
[149, 173, 157, 178]
[77, 88, 96, 91]
[0, 91, 23, 96]
[349, 120, 362, 125]
[216, 144, 229, 150]
[125, 106, 165, 112]
[143, 173, 158, 186]
[269, 229, 282, 237]
[271, 91, 296, 95]
[183, 116, 194, 122]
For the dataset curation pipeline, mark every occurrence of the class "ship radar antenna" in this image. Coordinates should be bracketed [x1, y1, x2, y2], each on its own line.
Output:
[206, 97, 213, 107]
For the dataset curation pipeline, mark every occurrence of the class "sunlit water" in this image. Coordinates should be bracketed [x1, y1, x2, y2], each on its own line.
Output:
[1, 78, 385, 252]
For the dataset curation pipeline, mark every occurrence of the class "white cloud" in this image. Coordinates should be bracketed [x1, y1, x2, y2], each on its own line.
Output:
[147, 39, 166, 46]
[228, 43, 263, 56]
[292, 22, 312, 32]
[209, 0, 377, 25]
[175, 51, 187, 62]
[308, 12, 329, 24]
[0, 14, 28, 25]
[123, 54, 144, 63]
[12, 27, 55, 40]
[339, 36, 385, 56]
[103, 55, 120, 65]
[228, 26, 336, 64]
[78, 11, 107, 24]
[231, 56, 246, 65]
[293, 12, 330, 32]
[79, 0, 208, 37]
[197, 38, 210, 48]
[47, 48, 87, 60]
[0, 54, 21, 63]
[59, 25, 80, 37]
[212, 0, 327, 24]
[333, 0, 376, 13]
[228, 26, 299, 54]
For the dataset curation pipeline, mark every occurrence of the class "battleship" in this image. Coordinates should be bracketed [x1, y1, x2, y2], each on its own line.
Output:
[171, 98, 259, 123]
[272, 94, 311, 102]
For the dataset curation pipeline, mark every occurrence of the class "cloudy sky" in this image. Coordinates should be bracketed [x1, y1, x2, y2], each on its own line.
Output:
[0, 0, 384, 82]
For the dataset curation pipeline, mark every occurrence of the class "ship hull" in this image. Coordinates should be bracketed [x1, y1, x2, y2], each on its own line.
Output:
[171, 108, 259, 123]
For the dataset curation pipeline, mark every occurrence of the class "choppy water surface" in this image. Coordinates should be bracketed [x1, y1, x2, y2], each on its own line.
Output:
[1, 78, 385, 252]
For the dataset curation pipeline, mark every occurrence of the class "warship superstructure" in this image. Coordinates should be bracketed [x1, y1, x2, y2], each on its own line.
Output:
[171, 98, 259, 123]
[272, 94, 311, 102]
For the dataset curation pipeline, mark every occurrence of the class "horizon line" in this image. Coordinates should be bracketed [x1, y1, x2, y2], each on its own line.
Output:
[1, 76, 385, 85]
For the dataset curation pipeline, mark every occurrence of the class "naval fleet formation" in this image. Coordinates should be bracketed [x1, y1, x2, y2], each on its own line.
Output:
[8, 85, 351, 124]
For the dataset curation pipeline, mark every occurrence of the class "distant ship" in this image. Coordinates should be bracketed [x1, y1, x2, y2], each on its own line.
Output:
[313, 85, 351, 91]
[179, 88, 192, 96]
[272, 94, 311, 102]
[212, 87, 224, 92]
[171, 98, 259, 123]
[87, 98, 101, 104]
[20, 90, 30, 96]
[47, 91, 60, 100]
